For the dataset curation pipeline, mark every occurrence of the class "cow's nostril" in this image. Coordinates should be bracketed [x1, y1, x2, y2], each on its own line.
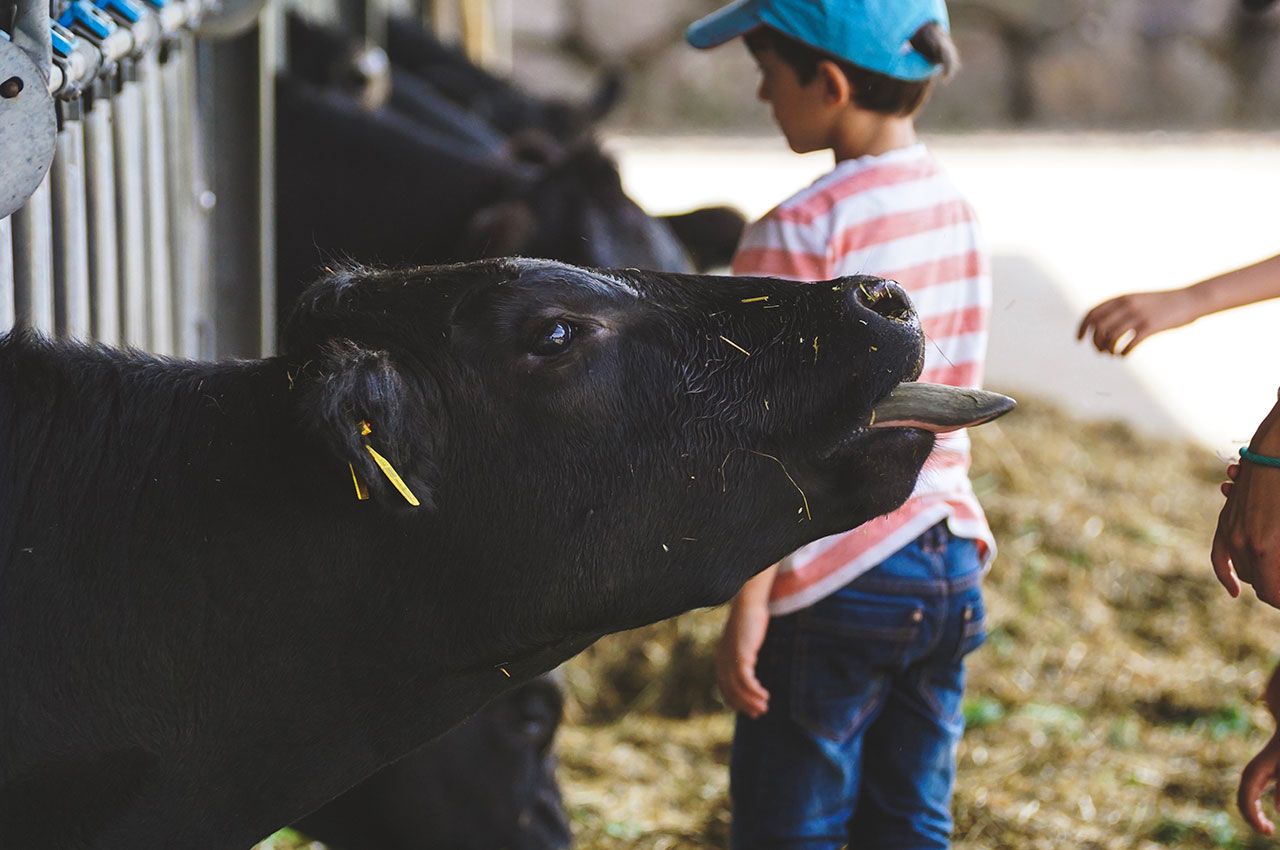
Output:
[851, 277, 914, 322]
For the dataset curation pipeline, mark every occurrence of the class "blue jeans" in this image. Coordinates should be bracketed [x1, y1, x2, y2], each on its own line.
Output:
[729, 523, 986, 850]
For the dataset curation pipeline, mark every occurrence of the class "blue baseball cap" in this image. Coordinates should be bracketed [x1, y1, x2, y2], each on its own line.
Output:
[685, 0, 950, 82]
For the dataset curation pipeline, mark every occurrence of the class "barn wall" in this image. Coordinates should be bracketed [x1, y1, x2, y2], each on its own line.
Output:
[508, 0, 1280, 131]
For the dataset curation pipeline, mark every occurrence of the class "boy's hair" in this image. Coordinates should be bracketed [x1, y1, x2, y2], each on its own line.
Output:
[744, 23, 958, 117]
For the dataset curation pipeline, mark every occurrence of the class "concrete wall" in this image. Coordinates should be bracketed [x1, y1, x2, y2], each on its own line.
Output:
[506, 0, 1280, 131]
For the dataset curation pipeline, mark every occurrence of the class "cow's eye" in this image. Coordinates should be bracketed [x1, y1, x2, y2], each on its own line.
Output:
[530, 320, 574, 356]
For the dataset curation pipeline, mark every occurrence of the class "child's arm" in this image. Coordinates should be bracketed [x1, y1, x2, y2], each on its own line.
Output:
[1078, 253, 1280, 355]
[1239, 662, 1280, 834]
[715, 564, 778, 718]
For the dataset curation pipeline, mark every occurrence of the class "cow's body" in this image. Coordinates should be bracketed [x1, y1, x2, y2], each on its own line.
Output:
[0, 259, 1008, 849]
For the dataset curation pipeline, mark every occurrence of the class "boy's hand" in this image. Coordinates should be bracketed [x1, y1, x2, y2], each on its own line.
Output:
[1077, 289, 1199, 355]
[1239, 733, 1280, 834]
[715, 597, 772, 718]
[1212, 402, 1280, 608]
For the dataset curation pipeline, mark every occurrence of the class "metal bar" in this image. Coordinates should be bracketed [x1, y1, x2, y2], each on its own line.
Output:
[179, 34, 214, 359]
[489, 0, 510, 73]
[161, 35, 197, 357]
[140, 48, 173, 354]
[458, 0, 489, 65]
[50, 98, 92, 338]
[430, 0, 459, 45]
[83, 86, 120, 345]
[1, 216, 14, 332]
[12, 0, 53, 78]
[112, 59, 148, 350]
[199, 25, 260, 359]
[258, 2, 279, 356]
[11, 170, 55, 333]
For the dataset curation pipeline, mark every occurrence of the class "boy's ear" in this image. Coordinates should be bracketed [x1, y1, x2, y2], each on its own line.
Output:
[295, 339, 439, 509]
[817, 59, 852, 106]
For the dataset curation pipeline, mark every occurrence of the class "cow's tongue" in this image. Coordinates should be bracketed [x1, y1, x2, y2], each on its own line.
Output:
[870, 382, 1016, 433]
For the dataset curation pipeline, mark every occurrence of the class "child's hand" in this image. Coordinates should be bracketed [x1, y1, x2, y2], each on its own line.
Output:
[715, 601, 771, 718]
[1239, 733, 1280, 834]
[1076, 289, 1200, 355]
[1212, 402, 1280, 607]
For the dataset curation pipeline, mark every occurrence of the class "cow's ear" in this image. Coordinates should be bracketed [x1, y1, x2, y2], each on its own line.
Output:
[296, 339, 438, 510]
[462, 199, 537, 258]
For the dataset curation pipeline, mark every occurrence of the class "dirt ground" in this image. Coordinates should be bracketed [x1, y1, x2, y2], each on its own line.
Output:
[263, 395, 1280, 850]
[553, 396, 1280, 850]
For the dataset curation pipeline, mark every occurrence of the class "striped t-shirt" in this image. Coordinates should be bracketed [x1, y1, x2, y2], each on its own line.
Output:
[732, 143, 996, 616]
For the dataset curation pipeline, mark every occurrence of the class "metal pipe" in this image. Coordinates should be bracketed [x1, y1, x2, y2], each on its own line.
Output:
[163, 32, 210, 358]
[83, 85, 120, 344]
[1, 216, 14, 332]
[11, 171, 55, 333]
[12, 0, 53, 78]
[258, 1, 279, 356]
[161, 37, 190, 355]
[112, 58, 148, 349]
[140, 47, 173, 354]
[50, 97, 92, 338]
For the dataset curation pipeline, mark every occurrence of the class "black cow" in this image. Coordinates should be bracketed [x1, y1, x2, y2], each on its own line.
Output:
[0, 259, 1013, 850]
[384, 14, 623, 146]
[295, 673, 570, 850]
[275, 73, 695, 321]
[277, 13, 743, 296]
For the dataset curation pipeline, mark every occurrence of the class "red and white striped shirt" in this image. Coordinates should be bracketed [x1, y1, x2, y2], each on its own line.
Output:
[733, 143, 996, 616]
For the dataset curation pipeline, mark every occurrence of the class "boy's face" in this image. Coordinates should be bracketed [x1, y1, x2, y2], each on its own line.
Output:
[750, 45, 838, 155]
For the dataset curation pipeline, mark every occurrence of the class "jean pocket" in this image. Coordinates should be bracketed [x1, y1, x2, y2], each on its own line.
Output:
[791, 597, 924, 743]
[950, 596, 987, 665]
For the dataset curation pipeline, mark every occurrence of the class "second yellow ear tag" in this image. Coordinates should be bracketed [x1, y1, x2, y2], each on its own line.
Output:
[349, 463, 370, 501]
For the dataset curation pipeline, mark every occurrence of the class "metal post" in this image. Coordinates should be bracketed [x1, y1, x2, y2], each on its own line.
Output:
[258, 0, 280, 356]
[1, 216, 14, 331]
[50, 97, 92, 338]
[11, 171, 55, 333]
[113, 57, 149, 349]
[459, 0, 491, 65]
[200, 20, 263, 358]
[12, 0, 53, 77]
[140, 47, 173, 353]
[162, 33, 205, 358]
[83, 85, 121, 344]
[430, 0, 460, 45]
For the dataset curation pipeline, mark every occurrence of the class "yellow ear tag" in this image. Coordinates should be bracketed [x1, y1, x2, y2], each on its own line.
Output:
[365, 445, 421, 506]
[349, 463, 370, 501]
[358, 420, 420, 507]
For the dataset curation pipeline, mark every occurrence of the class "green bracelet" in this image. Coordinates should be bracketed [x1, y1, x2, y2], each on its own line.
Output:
[1240, 446, 1280, 468]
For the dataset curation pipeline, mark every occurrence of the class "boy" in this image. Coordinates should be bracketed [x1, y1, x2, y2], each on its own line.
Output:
[686, 2, 994, 848]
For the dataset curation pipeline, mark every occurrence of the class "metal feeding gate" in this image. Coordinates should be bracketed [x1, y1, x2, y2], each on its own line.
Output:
[0, 0, 243, 357]
[2, 0, 504, 359]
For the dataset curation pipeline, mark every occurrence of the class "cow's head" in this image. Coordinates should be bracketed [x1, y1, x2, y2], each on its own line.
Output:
[285, 260, 1010, 652]
[462, 142, 694, 273]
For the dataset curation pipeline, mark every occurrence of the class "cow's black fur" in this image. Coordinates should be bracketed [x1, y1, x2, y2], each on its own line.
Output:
[0, 259, 933, 849]
[295, 673, 570, 850]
